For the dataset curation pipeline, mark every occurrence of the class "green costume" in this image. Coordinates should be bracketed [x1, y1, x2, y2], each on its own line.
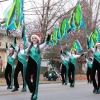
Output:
[26, 34, 50, 100]
[18, 52, 27, 90]
[87, 62, 92, 69]
[5, 42, 16, 88]
[7, 56, 15, 88]
[62, 57, 69, 84]
[93, 51, 100, 93]
[94, 51, 100, 63]
[69, 55, 77, 86]
[29, 46, 41, 99]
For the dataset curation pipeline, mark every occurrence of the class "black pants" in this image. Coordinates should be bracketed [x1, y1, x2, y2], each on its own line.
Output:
[5, 63, 12, 87]
[14, 61, 24, 89]
[87, 67, 92, 82]
[26, 56, 38, 94]
[52, 74, 58, 81]
[92, 58, 100, 90]
[61, 64, 66, 83]
[68, 62, 75, 85]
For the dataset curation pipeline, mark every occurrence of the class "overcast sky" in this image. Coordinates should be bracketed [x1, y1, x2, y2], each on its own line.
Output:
[0, 0, 78, 21]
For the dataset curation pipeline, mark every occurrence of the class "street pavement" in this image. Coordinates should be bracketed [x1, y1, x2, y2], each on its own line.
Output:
[0, 81, 100, 100]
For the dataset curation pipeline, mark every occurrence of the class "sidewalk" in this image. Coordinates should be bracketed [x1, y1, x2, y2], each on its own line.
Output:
[0, 74, 87, 86]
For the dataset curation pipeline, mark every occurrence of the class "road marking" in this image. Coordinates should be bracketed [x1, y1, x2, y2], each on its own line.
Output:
[0, 85, 92, 96]
[39, 85, 92, 91]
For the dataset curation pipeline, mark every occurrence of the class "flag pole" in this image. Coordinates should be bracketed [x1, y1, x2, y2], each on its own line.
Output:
[22, 0, 26, 53]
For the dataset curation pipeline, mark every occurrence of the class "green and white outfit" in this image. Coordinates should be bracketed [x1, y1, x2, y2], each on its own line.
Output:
[86, 58, 93, 83]
[5, 47, 17, 89]
[12, 48, 28, 91]
[26, 41, 49, 100]
[67, 52, 80, 87]
[60, 54, 69, 84]
[91, 48, 100, 93]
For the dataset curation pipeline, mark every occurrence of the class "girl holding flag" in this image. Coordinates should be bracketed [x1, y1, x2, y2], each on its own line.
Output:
[26, 32, 52, 100]
[85, 56, 93, 83]
[5, 39, 17, 89]
[66, 41, 84, 87]
[60, 50, 69, 85]
[90, 43, 100, 94]
[67, 49, 84, 87]
[11, 27, 29, 92]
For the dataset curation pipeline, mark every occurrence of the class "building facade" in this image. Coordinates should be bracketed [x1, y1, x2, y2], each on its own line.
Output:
[0, 33, 21, 68]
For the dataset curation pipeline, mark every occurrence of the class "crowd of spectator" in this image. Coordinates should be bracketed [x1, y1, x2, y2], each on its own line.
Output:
[43, 68, 60, 81]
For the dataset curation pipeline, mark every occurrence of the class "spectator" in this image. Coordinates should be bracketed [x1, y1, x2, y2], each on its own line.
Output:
[43, 68, 48, 79]
[48, 68, 54, 81]
[52, 68, 58, 81]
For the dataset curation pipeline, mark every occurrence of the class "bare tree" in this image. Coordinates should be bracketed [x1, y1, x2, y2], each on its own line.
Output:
[24, 0, 70, 42]
[42, 0, 93, 71]
[78, 0, 100, 28]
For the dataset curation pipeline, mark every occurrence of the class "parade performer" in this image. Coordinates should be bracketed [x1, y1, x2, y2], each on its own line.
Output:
[90, 43, 100, 94]
[67, 48, 84, 87]
[85, 56, 93, 83]
[26, 32, 52, 100]
[60, 50, 69, 85]
[5, 41, 17, 89]
[12, 35, 29, 92]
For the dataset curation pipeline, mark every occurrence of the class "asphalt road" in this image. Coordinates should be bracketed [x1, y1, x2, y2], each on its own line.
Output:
[0, 81, 100, 100]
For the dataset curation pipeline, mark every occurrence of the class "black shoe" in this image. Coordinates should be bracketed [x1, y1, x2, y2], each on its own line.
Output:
[62, 80, 66, 85]
[87, 81, 89, 83]
[90, 80, 93, 83]
[95, 91, 100, 94]
[62, 81, 65, 85]
[31, 96, 36, 100]
[95, 90, 100, 94]
[95, 88, 100, 94]
[11, 88, 18, 92]
[31, 99, 36, 100]
[31, 94, 33, 100]
[70, 85, 74, 87]
[21, 89, 26, 92]
[7, 86, 12, 89]
[30, 93, 37, 100]
[62, 82, 64, 85]
[69, 80, 71, 83]
[70, 84, 72, 87]
[65, 83, 67, 85]
[93, 88, 97, 93]
[71, 85, 74, 87]
[70, 84, 74, 87]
